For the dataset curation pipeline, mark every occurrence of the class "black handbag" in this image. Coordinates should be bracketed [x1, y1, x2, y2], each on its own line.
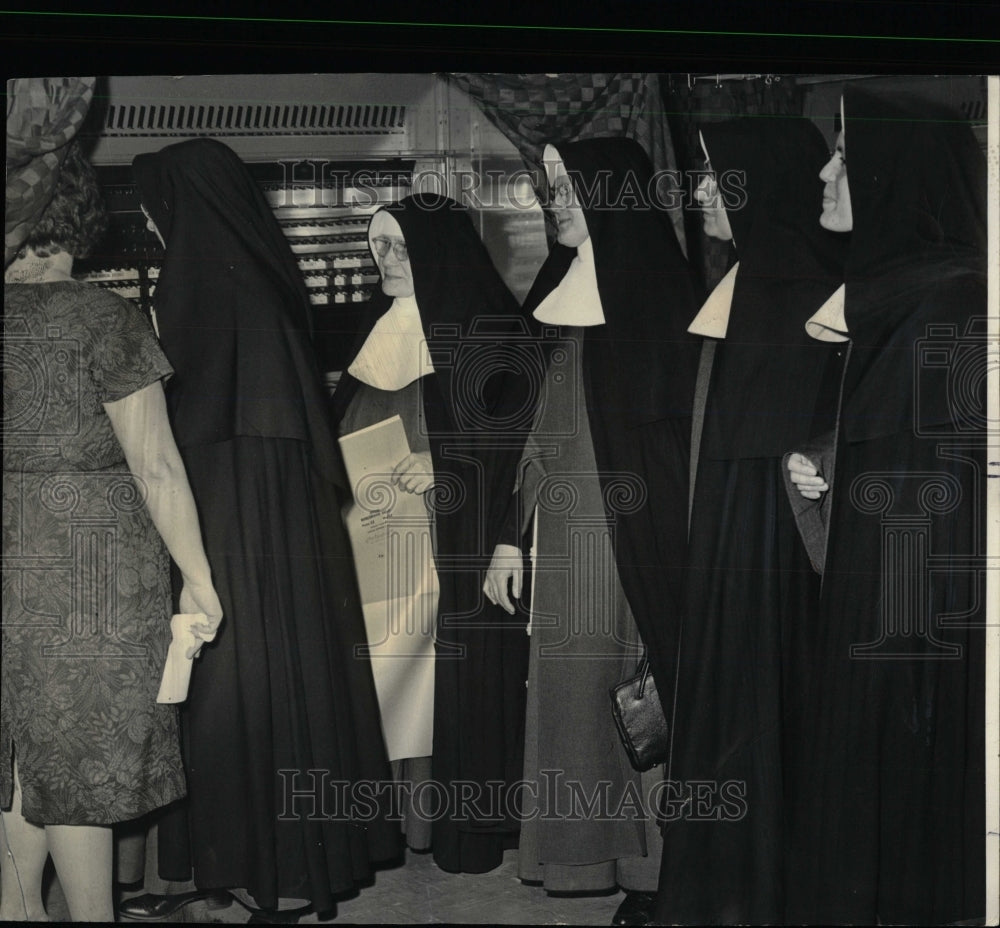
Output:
[609, 654, 669, 772]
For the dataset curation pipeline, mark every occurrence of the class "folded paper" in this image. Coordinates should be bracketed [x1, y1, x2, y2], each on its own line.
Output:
[339, 416, 438, 760]
[156, 613, 211, 704]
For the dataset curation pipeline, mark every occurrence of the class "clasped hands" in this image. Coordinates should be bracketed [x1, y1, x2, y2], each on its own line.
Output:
[786, 452, 829, 500]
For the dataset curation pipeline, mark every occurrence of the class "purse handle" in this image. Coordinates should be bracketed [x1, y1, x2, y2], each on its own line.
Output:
[635, 652, 653, 699]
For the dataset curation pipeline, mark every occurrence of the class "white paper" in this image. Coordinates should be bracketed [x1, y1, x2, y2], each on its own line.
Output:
[156, 613, 208, 704]
[339, 416, 438, 760]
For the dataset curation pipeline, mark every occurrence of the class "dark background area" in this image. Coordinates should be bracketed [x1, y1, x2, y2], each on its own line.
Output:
[3, 4, 997, 78]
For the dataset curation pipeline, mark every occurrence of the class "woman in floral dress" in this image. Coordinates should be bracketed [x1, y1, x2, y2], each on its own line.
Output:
[1, 141, 222, 922]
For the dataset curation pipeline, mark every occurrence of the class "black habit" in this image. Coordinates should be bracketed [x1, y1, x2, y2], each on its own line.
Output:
[132, 138, 401, 912]
[653, 117, 847, 925]
[330, 194, 533, 875]
[784, 87, 988, 925]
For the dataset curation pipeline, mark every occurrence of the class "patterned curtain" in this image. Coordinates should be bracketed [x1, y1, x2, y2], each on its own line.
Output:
[446, 72, 687, 254]
[660, 74, 804, 293]
[5, 77, 96, 267]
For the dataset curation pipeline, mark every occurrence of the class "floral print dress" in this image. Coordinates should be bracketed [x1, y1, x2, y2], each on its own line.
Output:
[2, 281, 186, 825]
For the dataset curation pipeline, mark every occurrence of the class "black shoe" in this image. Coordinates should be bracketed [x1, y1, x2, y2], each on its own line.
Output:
[118, 890, 233, 920]
[612, 891, 656, 926]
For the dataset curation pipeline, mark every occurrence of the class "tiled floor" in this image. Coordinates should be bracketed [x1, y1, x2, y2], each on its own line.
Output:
[31, 847, 627, 924]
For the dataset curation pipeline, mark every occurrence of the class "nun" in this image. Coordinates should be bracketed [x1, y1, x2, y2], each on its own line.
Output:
[484, 137, 700, 924]
[784, 88, 987, 926]
[331, 193, 534, 875]
[125, 138, 400, 921]
[651, 117, 846, 925]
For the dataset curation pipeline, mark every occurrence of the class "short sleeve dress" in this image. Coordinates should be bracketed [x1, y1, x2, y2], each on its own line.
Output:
[1, 280, 186, 826]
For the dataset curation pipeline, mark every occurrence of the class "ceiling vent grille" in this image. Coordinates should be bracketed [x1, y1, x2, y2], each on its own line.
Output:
[101, 102, 407, 136]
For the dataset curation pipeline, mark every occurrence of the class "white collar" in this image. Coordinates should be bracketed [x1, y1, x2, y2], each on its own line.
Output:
[347, 296, 436, 390]
[687, 261, 740, 338]
[532, 237, 606, 327]
[804, 284, 849, 342]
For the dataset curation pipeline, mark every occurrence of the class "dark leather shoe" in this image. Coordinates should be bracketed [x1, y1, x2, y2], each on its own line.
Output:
[118, 890, 232, 920]
[612, 890, 656, 926]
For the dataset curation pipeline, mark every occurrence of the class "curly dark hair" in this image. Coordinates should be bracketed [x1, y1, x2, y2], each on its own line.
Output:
[22, 141, 109, 259]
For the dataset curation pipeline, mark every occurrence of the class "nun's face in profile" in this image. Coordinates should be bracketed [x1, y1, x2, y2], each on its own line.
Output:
[694, 173, 734, 242]
[370, 213, 415, 298]
[819, 128, 852, 232]
[694, 133, 734, 242]
[545, 149, 590, 249]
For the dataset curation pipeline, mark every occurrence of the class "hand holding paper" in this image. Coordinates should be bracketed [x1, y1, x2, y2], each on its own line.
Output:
[178, 578, 223, 639]
[392, 451, 434, 494]
[157, 613, 213, 704]
[338, 415, 439, 760]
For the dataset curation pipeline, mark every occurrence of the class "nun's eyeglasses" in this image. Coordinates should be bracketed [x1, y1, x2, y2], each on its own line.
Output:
[371, 237, 409, 261]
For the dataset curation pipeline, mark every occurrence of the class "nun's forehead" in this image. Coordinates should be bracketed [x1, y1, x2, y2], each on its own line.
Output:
[368, 209, 405, 239]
